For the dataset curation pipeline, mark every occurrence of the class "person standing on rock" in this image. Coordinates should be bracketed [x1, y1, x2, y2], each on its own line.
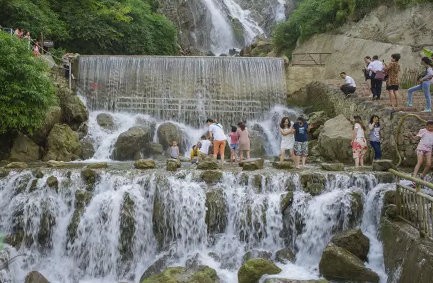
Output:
[407, 57, 433, 112]
[363, 56, 372, 82]
[293, 116, 309, 169]
[228, 126, 239, 164]
[367, 55, 384, 100]
[351, 116, 368, 169]
[384, 53, 401, 107]
[237, 122, 251, 163]
[206, 118, 226, 165]
[279, 117, 295, 163]
[170, 141, 180, 159]
[340, 72, 357, 97]
[368, 115, 382, 160]
[407, 121, 433, 180]
[198, 136, 211, 161]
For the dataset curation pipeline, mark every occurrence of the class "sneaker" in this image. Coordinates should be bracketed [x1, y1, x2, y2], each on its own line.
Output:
[422, 109, 432, 112]
[407, 102, 412, 107]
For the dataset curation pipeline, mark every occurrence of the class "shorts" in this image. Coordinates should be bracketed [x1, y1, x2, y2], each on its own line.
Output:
[416, 149, 432, 156]
[386, 85, 399, 91]
[230, 144, 239, 150]
[213, 140, 226, 156]
[294, 141, 308, 157]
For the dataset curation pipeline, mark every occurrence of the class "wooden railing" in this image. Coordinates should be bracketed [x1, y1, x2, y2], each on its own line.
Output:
[390, 169, 433, 240]
[291, 53, 332, 66]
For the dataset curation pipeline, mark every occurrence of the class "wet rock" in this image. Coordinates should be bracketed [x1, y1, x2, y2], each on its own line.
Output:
[139, 256, 170, 282]
[24, 271, 50, 283]
[0, 169, 10, 178]
[60, 94, 89, 130]
[67, 190, 92, 244]
[141, 266, 219, 283]
[275, 248, 296, 264]
[349, 192, 363, 225]
[80, 139, 95, 160]
[43, 124, 81, 161]
[383, 190, 396, 205]
[147, 142, 164, 156]
[238, 258, 282, 283]
[46, 160, 66, 168]
[200, 170, 223, 184]
[318, 114, 353, 163]
[308, 111, 330, 129]
[81, 168, 97, 191]
[157, 122, 182, 151]
[4, 231, 24, 248]
[300, 172, 325, 196]
[135, 118, 156, 137]
[205, 189, 227, 234]
[10, 133, 40, 162]
[5, 162, 28, 169]
[96, 113, 115, 129]
[38, 211, 56, 249]
[320, 163, 345, 171]
[30, 179, 38, 192]
[134, 159, 156, 169]
[312, 125, 324, 139]
[280, 192, 294, 214]
[241, 158, 264, 171]
[372, 159, 397, 172]
[77, 122, 88, 139]
[87, 162, 108, 169]
[252, 174, 264, 193]
[319, 244, 379, 282]
[243, 250, 272, 262]
[46, 176, 59, 192]
[264, 279, 329, 283]
[197, 159, 220, 170]
[385, 204, 397, 220]
[118, 193, 135, 271]
[166, 159, 181, 171]
[250, 131, 266, 158]
[331, 229, 370, 262]
[272, 162, 293, 170]
[113, 127, 151, 161]
[29, 106, 61, 145]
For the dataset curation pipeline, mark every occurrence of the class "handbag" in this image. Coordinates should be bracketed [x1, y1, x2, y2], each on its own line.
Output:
[374, 71, 387, 81]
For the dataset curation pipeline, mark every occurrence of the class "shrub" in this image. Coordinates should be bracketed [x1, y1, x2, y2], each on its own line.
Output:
[0, 32, 57, 134]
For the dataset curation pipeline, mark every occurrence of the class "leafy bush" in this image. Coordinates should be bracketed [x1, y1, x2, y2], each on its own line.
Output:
[0, 32, 57, 134]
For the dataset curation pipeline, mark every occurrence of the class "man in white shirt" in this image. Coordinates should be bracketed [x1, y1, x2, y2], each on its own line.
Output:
[367, 55, 384, 100]
[198, 136, 211, 161]
[340, 72, 357, 97]
[206, 118, 227, 165]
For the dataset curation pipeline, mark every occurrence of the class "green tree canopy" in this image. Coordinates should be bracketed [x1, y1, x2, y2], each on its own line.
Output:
[0, 32, 57, 134]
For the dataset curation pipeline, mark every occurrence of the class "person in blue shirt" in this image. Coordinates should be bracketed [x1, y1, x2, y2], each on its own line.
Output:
[293, 116, 310, 169]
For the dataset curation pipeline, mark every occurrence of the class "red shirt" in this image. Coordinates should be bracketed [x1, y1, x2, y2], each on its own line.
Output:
[228, 132, 239, 144]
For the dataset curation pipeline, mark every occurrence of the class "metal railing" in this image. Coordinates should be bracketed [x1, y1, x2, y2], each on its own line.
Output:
[291, 52, 332, 66]
[390, 169, 433, 240]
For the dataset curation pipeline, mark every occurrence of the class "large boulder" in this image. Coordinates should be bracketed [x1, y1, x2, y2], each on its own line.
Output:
[197, 159, 220, 170]
[205, 189, 227, 234]
[139, 256, 170, 282]
[43, 124, 81, 161]
[141, 266, 219, 283]
[60, 95, 89, 130]
[318, 115, 353, 163]
[24, 271, 50, 283]
[112, 127, 150, 160]
[241, 158, 264, 171]
[96, 113, 115, 130]
[331, 229, 370, 262]
[157, 122, 182, 151]
[29, 106, 62, 145]
[308, 111, 330, 129]
[147, 142, 164, 156]
[250, 130, 266, 158]
[10, 133, 40, 162]
[80, 139, 95, 160]
[243, 250, 272, 262]
[134, 159, 156, 169]
[166, 159, 181, 171]
[319, 245, 379, 283]
[238, 258, 282, 283]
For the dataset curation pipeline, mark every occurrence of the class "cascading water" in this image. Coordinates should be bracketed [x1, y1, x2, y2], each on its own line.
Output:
[0, 168, 394, 283]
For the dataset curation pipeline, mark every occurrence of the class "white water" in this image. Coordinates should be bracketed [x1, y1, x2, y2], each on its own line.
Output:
[0, 168, 393, 283]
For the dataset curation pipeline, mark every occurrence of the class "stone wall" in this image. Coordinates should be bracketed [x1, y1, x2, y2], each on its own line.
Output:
[286, 66, 326, 95]
[291, 81, 425, 166]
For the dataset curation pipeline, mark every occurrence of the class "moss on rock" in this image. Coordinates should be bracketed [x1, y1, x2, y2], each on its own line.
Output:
[237, 258, 282, 283]
[118, 193, 136, 274]
[81, 168, 96, 191]
[46, 176, 59, 192]
[67, 190, 92, 244]
[200, 170, 223, 184]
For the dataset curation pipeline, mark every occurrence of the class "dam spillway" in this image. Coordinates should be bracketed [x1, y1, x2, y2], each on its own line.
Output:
[77, 56, 287, 127]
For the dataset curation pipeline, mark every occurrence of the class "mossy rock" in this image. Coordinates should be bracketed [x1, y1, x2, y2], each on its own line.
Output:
[320, 163, 344, 171]
[0, 169, 10, 178]
[275, 248, 296, 264]
[300, 172, 326, 196]
[200, 170, 223, 184]
[81, 168, 96, 191]
[241, 158, 264, 171]
[67, 190, 92, 244]
[166, 159, 181, 172]
[252, 174, 263, 193]
[243, 250, 272, 263]
[264, 279, 329, 283]
[331, 229, 370, 262]
[4, 231, 24, 248]
[87, 162, 108, 169]
[205, 189, 227, 234]
[280, 192, 294, 214]
[24, 271, 50, 283]
[42, 124, 81, 162]
[46, 176, 59, 192]
[6, 162, 28, 169]
[272, 162, 293, 170]
[134, 159, 157, 169]
[32, 169, 44, 179]
[29, 179, 38, 192]
[38, 211, 56, 249]
[118, 193, 135, 270]
[197, 160, 220, 170]
[141, 266, 219, 283]
[238, 258, 281, 283]
[46, 160, 66, 168]
[349, 192, 363, 225]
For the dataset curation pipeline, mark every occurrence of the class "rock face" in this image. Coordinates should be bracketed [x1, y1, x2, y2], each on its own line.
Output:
[318, 115, 353, 163]
[331, 229, 370, 262]
[134, 159, 156, 169]
[241, 158, 264, 171]
[372, 159, 397, 171]
[60, 94, 89, 131]
[238, 258, 282, 283]
[29, 106, 62, 145]
[24, 271, 50, 283]
[319, 245, 379, 283]
[43, 124, 81, 161]
[10, 133, 40, 162]
[96, 113, 115, 129]
[113, 127, 150, 160]
[157, 122, 182, 152]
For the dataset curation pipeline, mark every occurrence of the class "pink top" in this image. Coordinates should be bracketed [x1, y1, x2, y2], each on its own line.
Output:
[416, 128, 433, 152]
[228, 132, 239, 144]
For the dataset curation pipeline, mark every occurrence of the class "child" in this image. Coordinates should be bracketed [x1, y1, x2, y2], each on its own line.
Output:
[280, 117, 295, 163]
[368, 115, 382, 160]
[170, 141, 180, 159]
[408, 120, 433, 179]
[352, 115, 368, 169]
[228, 126, 239, 164]
[190, 145, 199, 164]
[293, 116, 309, 169]
[198, 136, 211, 161]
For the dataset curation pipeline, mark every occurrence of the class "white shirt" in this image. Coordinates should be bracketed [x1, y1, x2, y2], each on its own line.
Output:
[209, 123, 226, 141]
[354, 123, 365, 138]
[199, 140, 211, 154]
[368, 60, 384, 73]
[345, 75, 356, 87]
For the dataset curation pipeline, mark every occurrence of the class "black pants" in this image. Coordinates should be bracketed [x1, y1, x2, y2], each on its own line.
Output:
[341, 85, 356, 95]
[371, 79, 382, 99]
[64, 64, 70, 78]
[370, 141, 382, 160]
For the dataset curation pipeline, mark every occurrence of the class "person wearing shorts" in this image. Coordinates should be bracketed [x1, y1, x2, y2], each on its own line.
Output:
[228, 126, 239, 164]
[293, 116, 309, 169]
[206, 118, 226, 165]
[408, 121, 433, 180]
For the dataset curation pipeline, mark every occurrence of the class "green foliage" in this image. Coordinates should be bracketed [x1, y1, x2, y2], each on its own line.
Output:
[0, 32, 57, 134]
[0, 0, 178, 55]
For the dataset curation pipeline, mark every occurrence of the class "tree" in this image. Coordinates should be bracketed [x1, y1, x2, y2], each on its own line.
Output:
[0, 32, 57, 134]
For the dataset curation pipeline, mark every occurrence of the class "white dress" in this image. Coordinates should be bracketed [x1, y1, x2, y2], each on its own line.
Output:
[281, 124, 295, 150]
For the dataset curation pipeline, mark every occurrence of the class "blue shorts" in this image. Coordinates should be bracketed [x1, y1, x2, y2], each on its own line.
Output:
[230, 144, 239, 150]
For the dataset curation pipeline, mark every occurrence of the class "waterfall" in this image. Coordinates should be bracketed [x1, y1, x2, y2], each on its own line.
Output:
[0, 169, 392, 283]
[78, 56, 287, 129]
